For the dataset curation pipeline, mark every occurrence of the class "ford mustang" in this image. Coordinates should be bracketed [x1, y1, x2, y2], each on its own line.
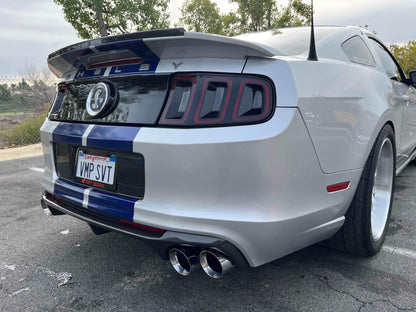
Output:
[40, 26, 416, 278]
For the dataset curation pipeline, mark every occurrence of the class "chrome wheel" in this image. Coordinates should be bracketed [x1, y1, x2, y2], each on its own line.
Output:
[370, 137, 394, 241]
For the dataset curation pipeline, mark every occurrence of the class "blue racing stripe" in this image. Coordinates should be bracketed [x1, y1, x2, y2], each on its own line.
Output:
[87, 189, 135, 221]
[54, 179, 135, 221]
[86, 125, 140, 152]
[54, 179, 86, 207]
[53, 123, 90, 146]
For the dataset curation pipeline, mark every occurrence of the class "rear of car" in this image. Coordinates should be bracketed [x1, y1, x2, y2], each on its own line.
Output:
[40, 27, 362, 276]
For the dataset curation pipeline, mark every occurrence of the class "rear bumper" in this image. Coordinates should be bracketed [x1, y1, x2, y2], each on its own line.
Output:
[40, 107, 361, 267]
[41, 193, 249, 268]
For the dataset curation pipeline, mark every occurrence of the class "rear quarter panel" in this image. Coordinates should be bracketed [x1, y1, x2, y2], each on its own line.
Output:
[289, 60, 400, 173]
[244, 56, 401, 174]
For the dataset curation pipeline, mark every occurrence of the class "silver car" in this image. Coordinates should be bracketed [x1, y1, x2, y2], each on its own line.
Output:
[40, 26, 416, 278]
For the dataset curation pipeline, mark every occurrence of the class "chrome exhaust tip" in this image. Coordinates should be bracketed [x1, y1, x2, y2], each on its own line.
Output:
[199, 250, 234, 279]
[41, 198, 53, 216]
[168, 247, 199, 276]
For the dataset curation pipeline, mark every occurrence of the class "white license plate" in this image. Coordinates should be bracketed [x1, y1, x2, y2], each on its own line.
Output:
[76, 150, 116, 185]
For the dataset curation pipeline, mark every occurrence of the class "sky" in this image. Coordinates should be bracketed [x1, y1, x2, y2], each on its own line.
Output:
[0, 0, 415, 78]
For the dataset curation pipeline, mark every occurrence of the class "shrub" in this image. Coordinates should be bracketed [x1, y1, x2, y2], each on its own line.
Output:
[3, 113, 47, 146]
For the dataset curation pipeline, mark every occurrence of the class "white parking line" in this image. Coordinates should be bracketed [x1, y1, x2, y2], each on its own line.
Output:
[29, 167, 44, 173]
[382, 245, 416, 260]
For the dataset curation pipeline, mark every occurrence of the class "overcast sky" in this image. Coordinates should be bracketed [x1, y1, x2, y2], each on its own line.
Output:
[1, 0, 415, 78]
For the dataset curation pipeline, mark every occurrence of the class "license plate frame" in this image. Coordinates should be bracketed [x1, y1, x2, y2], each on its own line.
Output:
[74, 148, 117, 191]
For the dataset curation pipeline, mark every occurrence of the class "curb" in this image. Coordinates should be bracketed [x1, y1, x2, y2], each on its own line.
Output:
[0, 143, 43, 162]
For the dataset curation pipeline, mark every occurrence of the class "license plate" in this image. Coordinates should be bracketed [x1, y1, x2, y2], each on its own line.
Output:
[76, 150, 116, 186]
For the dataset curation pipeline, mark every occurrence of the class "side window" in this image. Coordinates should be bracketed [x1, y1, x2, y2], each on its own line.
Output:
[369, 39, 402, 81]
[342, 36, 375, 67]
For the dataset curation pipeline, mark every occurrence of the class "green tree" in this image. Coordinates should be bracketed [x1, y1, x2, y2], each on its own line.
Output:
[16, 79, 31, 91]
[54, 0, 170, 39]
[0, 84, 11, 102]
[179, 0, 223, 34]
[274, 0, 312, 28]
[389, 41, 416, 76]
[231, 0, 275, 32]
[231, 0, 311, 33]
[221, 12, 242, 36]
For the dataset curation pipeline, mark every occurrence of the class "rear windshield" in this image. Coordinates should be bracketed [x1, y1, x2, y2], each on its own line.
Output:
[235, 27, 337, 56]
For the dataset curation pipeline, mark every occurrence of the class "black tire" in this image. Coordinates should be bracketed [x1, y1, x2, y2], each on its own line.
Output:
[328, 124, 395, 256]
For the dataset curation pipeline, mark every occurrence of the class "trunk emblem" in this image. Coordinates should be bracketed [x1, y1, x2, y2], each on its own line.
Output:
[86, 82, 118, 118]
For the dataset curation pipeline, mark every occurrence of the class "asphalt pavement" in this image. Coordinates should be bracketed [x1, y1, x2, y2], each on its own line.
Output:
[0, 155, 415, 312]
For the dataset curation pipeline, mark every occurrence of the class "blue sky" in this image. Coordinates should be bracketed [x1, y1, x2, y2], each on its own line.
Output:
[0, 0, 415, 78]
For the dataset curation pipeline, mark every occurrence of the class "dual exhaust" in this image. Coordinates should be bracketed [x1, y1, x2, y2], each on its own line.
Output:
[169, 247, 233, 279]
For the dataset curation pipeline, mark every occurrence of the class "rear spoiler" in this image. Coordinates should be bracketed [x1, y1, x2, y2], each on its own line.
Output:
[47, 28, 282, 78]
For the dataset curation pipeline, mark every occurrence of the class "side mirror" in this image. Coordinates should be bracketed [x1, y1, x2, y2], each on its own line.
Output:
[410, 71, 416, 86]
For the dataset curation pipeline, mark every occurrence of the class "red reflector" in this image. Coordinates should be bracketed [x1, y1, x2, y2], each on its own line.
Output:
[47, 192, 65, 206]
[327, 182, 350, 193]
[121, 220, 166, 234]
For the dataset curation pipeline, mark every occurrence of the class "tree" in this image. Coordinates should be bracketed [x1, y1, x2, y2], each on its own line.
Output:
[179, 0, 223, 34]
[178, 0, 311, 36]
[19, 63, 57, 107]
[0, 84, 11, 102]
[54, 0, 170, 39]
[231, 0, 275, 32]
[231, 0, 311, 33]
[274, 0, 312, 28]
[16, 79, 31, 91]
[389, 41, 416, 77]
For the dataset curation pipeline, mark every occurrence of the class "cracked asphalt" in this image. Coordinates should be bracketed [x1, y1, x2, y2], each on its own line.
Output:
[1, 155, 415, 312]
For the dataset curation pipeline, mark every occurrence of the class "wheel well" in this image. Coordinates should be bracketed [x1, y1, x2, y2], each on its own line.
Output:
[385, 121, 395, 134]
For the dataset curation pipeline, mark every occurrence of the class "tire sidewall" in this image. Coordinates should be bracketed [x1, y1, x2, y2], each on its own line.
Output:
[364, 125, 396, 254]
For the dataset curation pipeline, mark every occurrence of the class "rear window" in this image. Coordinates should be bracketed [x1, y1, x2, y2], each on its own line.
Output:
[235, 27, 336, 55]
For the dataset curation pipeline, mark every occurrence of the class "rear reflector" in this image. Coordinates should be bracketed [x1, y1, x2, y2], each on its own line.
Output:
[121, 219, 166, 234]
[45, 192, 65, 206]
[326, 182, 350, 193]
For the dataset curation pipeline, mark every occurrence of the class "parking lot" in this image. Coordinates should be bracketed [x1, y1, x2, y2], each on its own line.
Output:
[1, 154, 415, 312]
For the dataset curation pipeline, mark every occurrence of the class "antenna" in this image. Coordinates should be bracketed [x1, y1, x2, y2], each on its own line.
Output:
[307, 0, 318, 61]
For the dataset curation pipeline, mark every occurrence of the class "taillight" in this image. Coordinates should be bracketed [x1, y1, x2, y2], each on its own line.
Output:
[233, 80, 270, 122]
[159, 74, 274, 127]
[160, 77, 196, 124]
[194, 78, 232, 124]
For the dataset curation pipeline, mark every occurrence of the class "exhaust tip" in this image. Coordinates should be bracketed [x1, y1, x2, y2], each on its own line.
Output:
[199, 250, 233, 279]
[169, 248, 199, 276]
[41, 199, 53, 216]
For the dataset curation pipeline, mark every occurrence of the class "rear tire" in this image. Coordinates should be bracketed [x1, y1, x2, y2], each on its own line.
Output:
[328, 124, 395, 256]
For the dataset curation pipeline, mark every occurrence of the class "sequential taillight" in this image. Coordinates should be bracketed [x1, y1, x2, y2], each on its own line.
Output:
[233, 80, 271, 122]
[159, 74, 274, 127]
[160, 77, 196, 124]
[194, 78, 232, 124]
